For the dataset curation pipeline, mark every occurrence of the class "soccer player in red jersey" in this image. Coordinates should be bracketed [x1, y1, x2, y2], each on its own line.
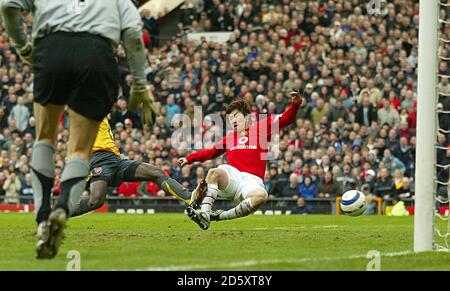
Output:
[178, 90, 304, 229]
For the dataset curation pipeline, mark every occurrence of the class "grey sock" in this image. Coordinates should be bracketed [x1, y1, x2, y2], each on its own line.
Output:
[31, 141, 55, 224]
[56, 158, 89, 217]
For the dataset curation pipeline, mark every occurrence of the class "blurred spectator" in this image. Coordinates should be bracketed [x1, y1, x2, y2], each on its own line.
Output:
[363, 169, 377, 192]
[180, 0, 197, 28]
[110, 98, 140, 129]
[316, 171, 339, 198]
[392, 169, 405, 193]
[336, 164, 358, 194]
[355, 95, 377, 127]
[395, 177, 414, 200]
[0, 107, 8, 129]
[394, 137, 413, 176]
[383, 148, 406, 175]
[299, 176, 317, 199]
[359, 80, 381, 106]
[210, 3, 233, 31]
[8, 97, 29, 132]
[362, 183, 378, 215]
[292, 197, 311, 215]
[166, 94, 181, 125]
[117, 182, 140, 197]
[280, 173, 300, 198]
[378, 99, 400, 128]
[179, 166, 194, 190]
[141, 9, 159, 48]
[329, 99, 347, 122]
[3, 171, 20, 204]
[138, 181, 162, 197]
[311, 98, 330, 128]
[0, 172, 6, 197]
[19, 172, 33, 203]
[267, 165, 279, 196]
[25, 116, 36, 138]
[374, 168, 395, 202]
[273, 162, 292, 195]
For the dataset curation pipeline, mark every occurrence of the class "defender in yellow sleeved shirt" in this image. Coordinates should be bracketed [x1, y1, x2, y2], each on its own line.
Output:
[71, 118, 206, 217]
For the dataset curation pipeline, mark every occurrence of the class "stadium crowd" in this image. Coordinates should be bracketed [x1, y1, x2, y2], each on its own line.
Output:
[0, 0, 446, 214]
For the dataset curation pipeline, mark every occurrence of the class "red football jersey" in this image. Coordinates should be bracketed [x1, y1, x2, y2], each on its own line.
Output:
[186, 101, 301, 179]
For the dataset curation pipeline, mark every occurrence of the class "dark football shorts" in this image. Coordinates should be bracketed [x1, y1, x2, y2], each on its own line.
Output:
[33, 32, 119, 121]
[89, 151, 142, 187]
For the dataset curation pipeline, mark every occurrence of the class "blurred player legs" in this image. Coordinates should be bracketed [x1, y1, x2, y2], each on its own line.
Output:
[34, 105, 100, 258]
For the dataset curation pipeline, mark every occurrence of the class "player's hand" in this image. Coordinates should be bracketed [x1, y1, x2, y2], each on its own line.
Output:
[129, 82, 159, 128]
[177, 157, 188, 167]
[18, 42, 33, 66]
[289, 89, 304, 106]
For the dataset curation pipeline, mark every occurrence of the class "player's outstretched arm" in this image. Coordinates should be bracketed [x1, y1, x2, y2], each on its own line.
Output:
[123, 24, 158, 127]
[120, 0, 158, 128]
[178, 138, 227, 166]
[0, 4, 32, 65]
[276, 90, 305, 129]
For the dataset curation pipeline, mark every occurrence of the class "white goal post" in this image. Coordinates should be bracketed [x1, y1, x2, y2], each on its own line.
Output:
[414, 0, 439, 252]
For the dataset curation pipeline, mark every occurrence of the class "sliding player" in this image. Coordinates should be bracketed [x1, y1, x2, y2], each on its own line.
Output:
[178, 91, 304, 230]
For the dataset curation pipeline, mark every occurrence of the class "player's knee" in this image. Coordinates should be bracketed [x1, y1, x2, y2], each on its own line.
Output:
[36, 135, 57, 145]
[261, 191, 268, 202]
[152, 167, 165, 178]
[138, 163, 165, 179]
[250, 191, 268, 208]
[206, 168, 221, 184]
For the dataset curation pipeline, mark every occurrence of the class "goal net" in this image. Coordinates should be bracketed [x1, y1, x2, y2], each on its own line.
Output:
[435, 0, 450, 251]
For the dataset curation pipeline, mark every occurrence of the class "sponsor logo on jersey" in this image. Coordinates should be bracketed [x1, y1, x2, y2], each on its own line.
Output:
[230, 145, 257, 151]
[238, 136, 248, 144]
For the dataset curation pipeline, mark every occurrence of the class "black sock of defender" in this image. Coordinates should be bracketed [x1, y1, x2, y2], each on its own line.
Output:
[157, 176, 191, 201]
[56, 177, 86, 216]
[70, 196, 91, 217]
[33, 169, 54, 224]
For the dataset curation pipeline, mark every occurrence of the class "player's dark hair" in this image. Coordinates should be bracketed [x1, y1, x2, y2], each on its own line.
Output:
[226, 99, 251, 116]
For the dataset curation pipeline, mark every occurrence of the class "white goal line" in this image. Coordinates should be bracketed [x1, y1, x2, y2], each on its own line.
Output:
[135, 250, 413, 271]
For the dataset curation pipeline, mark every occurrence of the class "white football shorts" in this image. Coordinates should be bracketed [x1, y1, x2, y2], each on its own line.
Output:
[217, 164, 266, 203]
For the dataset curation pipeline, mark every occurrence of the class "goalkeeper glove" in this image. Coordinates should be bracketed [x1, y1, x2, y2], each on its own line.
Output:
[129, 82, 159, 128]
[18, 43, 33, 66]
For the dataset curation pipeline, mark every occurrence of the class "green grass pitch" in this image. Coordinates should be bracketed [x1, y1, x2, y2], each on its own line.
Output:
[0, 212, 449, 270]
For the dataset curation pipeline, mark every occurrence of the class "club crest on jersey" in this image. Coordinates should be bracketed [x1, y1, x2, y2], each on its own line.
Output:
[238, 136, 248, 144]
[94, 167, 102, 175]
